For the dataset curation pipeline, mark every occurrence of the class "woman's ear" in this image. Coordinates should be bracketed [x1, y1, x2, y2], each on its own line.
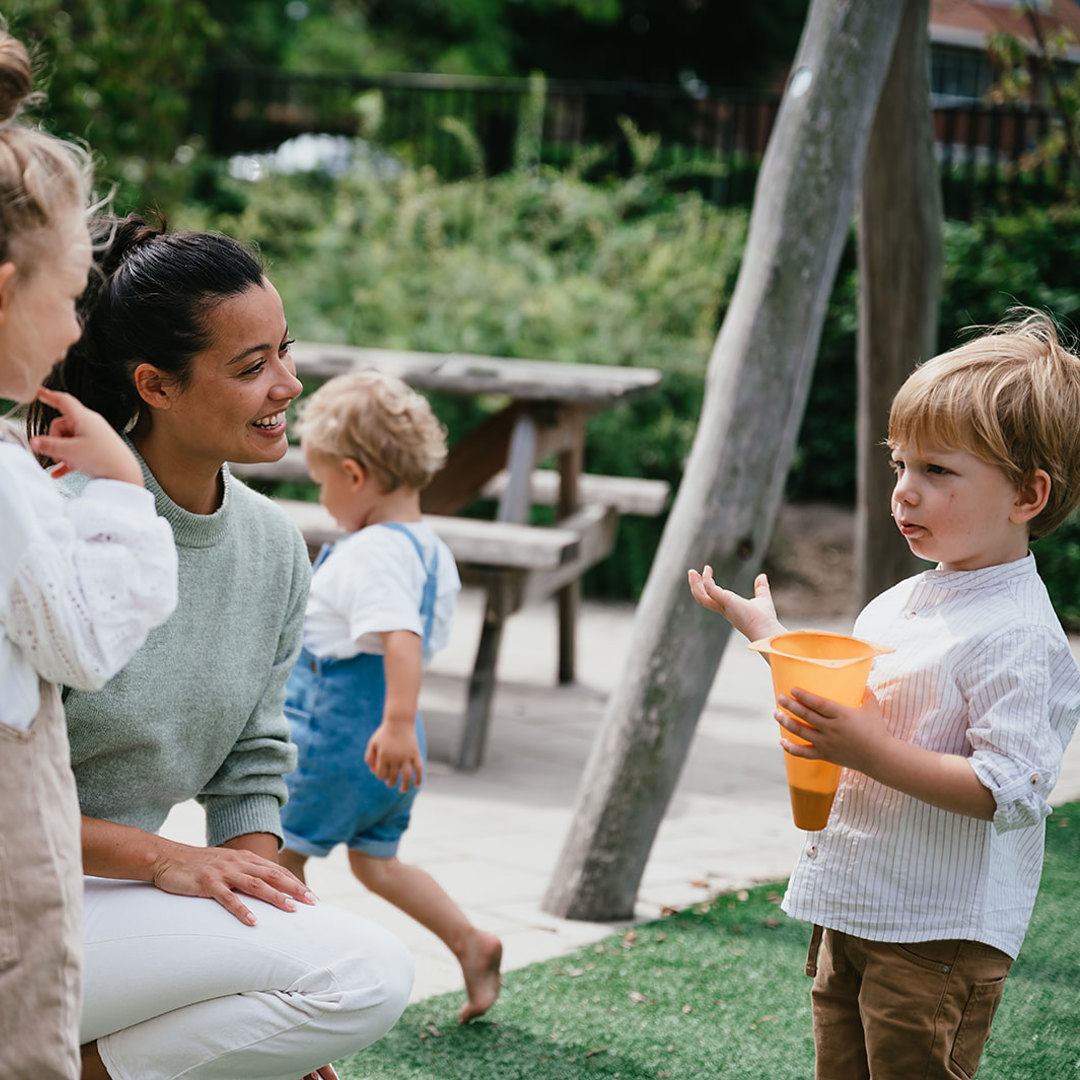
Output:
[1012, 468, 1051, 524]
[133, 362, 174, 409]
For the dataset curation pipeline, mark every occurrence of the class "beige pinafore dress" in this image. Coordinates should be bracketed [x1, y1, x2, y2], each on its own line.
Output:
[0, 428, 82, 1079]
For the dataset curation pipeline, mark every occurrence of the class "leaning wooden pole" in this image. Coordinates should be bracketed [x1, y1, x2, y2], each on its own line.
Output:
[855, 0, 942, 608]
[542, 0, 908, 922]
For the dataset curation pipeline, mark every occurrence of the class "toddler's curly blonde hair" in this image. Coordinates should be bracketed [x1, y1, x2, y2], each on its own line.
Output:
[296, 370, 448, 492]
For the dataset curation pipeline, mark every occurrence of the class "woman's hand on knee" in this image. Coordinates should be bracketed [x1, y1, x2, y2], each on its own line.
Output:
[151, 840, 318, 926]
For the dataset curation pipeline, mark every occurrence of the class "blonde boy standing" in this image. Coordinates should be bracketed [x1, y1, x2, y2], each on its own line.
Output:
[690, 312, 1080, 1079]
[280, 371, 502, 1024]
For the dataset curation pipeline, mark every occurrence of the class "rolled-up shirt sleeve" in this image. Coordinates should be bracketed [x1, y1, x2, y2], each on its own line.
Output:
[963, 628, 1065, 833]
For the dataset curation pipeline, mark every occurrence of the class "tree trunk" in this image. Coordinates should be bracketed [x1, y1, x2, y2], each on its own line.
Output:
[855, 0, 943, 608]
[542, 0, 907, 922]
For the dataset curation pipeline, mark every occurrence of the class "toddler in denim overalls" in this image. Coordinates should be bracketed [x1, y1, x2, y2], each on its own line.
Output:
[279, 371, 503, 1024]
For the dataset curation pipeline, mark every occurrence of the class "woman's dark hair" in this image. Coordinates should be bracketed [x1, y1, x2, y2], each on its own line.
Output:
[28, 213, 264, 438]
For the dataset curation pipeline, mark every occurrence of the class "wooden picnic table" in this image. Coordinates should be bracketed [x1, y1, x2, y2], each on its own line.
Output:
[255, 342, 665, 768]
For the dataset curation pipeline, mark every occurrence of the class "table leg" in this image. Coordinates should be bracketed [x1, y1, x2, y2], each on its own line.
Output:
[458, 412, 540, 769]
[457, 574, 520, 771]
[556, 408, 585, 684]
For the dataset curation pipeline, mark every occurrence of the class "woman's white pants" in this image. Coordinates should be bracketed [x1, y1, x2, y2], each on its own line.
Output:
[81, 877, 413, 1080]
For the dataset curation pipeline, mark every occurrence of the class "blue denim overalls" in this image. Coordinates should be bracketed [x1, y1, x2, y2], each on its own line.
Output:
[281, 523, 438, 858]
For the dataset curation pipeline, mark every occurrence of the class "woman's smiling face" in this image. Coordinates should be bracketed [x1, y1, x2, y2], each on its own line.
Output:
[153, 277, 303, 466]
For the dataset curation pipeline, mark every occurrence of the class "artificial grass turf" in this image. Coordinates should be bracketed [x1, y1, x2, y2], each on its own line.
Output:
[337, 799, 1080, 1080]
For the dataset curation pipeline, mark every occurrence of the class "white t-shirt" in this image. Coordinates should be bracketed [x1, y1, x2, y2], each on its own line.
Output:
[782, 554, 1080, 958]
[0, 432, 178, 730]
[302, 521, 460, 661]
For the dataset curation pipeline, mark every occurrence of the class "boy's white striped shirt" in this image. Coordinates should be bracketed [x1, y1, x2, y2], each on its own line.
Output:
[782, 554, 1080, 958]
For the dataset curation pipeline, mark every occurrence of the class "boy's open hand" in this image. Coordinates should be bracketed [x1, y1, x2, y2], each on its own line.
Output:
[775, 686, 893, 774]
[688, 566, 787, 643]
[365, 723, 423, 792]
[29, 387, 144, 485]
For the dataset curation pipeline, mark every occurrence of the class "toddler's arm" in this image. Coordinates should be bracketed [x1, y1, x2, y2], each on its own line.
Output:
[776, 687, 997, 820]
[688, 566, 788, 644]
[365, 628, 424, 792]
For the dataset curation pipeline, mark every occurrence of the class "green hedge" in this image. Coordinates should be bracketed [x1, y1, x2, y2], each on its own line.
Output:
[177, 161, 1080, 623]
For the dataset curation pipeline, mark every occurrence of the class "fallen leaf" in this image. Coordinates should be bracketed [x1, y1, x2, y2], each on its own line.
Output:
[756, 1015, 780, 1023]
[690, 878, 710, 888]
[682, 1004, 692, 1013]
[654, 932, 667, 943]
[736, 889, 750, 902]
[629, 990, 651, 1004]
[425, 1024, 442, 1038]
[556, 967, 585, 978]
[584, 1047, 608, 1058]
[622, 929, 638, 948]
[764, 917, 781, 928]
[660, 904, 680, 917]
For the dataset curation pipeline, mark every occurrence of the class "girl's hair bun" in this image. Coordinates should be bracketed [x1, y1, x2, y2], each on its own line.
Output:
[0, 31, 34, 126]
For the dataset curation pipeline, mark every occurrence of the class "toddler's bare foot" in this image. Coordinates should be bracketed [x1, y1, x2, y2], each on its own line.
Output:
[458, 931, 502, 1023]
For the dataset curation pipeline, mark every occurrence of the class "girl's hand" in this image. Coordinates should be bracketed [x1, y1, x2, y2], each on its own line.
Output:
[688, 567, 787, 644]
[150, 841, 318, 926]
[28, 387, 144, 485]
[775, 686, 893, 773]
[365, 723, 423, 793]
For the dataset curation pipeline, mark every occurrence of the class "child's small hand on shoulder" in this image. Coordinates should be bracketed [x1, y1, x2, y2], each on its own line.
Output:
[29, 387, 144, 486]
[688, 566, 787, 643]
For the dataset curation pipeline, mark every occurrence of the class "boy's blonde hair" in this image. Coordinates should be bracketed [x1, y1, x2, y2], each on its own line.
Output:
[296, 370, 448, 492]
[888, 310, 1080, 539]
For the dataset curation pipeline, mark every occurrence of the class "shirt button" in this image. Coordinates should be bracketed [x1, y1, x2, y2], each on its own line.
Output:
[904, 609, 917, 619]
[805, 844, 817, 859]
[1030, 773, 1041, 786]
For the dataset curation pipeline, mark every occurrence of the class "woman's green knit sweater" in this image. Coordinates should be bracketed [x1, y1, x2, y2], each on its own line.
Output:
[62, 457, 310, 847]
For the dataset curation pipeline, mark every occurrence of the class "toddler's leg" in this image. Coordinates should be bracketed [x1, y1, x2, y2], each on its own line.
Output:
[809, 929, 870, 1080]
[279, 847, 310, 884]
[856, 937, 1011, 1080]
[348, 850, 502, 1023]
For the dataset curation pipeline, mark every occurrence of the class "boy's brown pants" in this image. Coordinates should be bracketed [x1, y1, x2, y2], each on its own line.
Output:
[806, 926, 1012, 1080]
[0, 680, 83, 1080]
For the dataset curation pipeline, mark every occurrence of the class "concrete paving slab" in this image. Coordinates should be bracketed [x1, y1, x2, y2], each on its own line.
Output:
[160, 586, 1080, 1016]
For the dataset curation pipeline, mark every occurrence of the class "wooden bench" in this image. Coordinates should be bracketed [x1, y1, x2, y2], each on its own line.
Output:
[273, 496, 619, 768]
[232, 446, 671, 517]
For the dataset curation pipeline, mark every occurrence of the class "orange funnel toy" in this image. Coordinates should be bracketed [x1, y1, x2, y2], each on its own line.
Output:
[748, 630, 893, 831]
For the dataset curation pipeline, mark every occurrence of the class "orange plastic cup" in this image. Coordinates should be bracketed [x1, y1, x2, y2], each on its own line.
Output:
[748, 630, 893, 831]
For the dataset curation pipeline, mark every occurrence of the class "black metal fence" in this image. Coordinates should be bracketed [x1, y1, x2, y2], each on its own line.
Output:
[196, 65, 1073, 218]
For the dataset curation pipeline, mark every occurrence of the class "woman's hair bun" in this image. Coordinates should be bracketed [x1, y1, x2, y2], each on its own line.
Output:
[0, 31, 34, 126]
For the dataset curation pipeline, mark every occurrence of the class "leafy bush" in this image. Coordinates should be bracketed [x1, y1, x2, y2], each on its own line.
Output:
[178, 153, 744, 598]
[177, 159, 1080, 618]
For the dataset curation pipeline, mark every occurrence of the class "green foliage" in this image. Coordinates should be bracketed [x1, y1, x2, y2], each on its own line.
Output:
[173, 144, 1080, 618]
[176, 149, 745, 598]
[7, 0, 221, 208]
